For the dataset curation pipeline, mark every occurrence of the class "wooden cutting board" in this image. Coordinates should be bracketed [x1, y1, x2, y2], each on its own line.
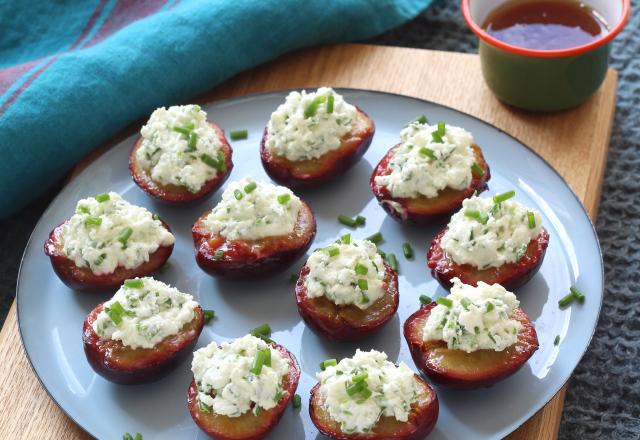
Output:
[0, 43, 617, 439]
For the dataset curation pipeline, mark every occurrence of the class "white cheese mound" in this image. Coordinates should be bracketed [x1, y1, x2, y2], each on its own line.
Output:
[266, 87, 361, 161]
[441, 195, 543, 269]
[422, 278, 522, 353]
[93, 277, 198, 349]
[62, 192, 174, 275]
[136, 105, 225, 193]
[316, 349, 420, 434]
[191, 335, 290, 417]
[374, 121, 476, 199]
[304, 238, 386, 310]
[203, 177, 302, 241]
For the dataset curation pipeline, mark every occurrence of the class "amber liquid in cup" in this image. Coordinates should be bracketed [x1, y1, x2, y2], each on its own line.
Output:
[483, 0, 609, 50]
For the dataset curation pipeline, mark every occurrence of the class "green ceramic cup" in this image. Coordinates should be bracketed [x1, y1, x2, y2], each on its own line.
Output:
[462, 0, 630, 112]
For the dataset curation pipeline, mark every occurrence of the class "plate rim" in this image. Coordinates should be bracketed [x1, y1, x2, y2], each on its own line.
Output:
[15, 87, 604, 439]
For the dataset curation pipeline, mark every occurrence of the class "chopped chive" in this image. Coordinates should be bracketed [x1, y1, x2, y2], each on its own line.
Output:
[366, 232, 383, 243]
[570, 286, 585, 304]
[277, 193, 291, 204]
[338, 215, 357, 227]
[95, 193, 110, 203]
[360, 292, 369, 303]
[200, 153, 225, 171]
[357, 279, 369, 291]
[460, 297, 472, 310]
[216, 151, 227, 171]
[558, 293, 575, 309]
[352, 372, 368, 382]
[326, 94, 334, 114]
[437, 121, 446, 136]
[187, 131, 198, 151]
[250, 323, 272, 342]
[346, 380, 367, 396]
[409, 114, 428, 125]
[340, 233, 351, 244]
[292, 394, 302, 409]
[124, 279, 144, 289]
[436, 296, 453, 308]
[234, 189, 244, 200]
[554, 335, 561, 346]
[378, 249, 386, 259]
[152, 213, 160, 221]
[263, 347, 272, 367]
[486, 302, 495, 312]
[84, 216, 102, 227]
[229, 129, 248, 141]
[419, 295, 431, 305]
[123, 434, 133, 440]
[107, 301, 126, 326]
[355, 215, 366, 226]
[493, 190, 516, 204]
[244, 181, 257, 193]
[464, 210, 489, 225]
[325, 246, 340, 257]
[289, 273, 299, 283]
[203, 309, 215, 324]
[359, 388, 372, 399]
[320, 358, 337, 371]
[303, 95, 327, 118]
[471, 162, 485, 177]
[387, 253, 398, 272]
[355, 263, 368, 275]
[419, 147, 437, 160]
[213, 250, 224, 260]
[431, 130, 444, 143]
[118, 227, 133, 247]
[402, 242, 414, 259]
[76, 206, 90, 214]
[173, 126, 191, 136]
[527, 212, 536, 229]
[134, 434, 143, 440]
[250, 349, 268, 375]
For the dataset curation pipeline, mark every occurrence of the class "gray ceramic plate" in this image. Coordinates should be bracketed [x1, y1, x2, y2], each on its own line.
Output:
[17, 89, 602, 439]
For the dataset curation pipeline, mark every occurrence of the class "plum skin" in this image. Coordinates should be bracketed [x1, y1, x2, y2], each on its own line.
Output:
[82, 303, 204, 385]
[370, 144, 490, 224]
[309, 373, 439, 440]
[404, 303, 539, 389]
[44, 219, 174, 293]
[192, 201, 316, 279]
[294, 262, 399, 341]
[129, 121, 234, 203]
[427, 227, 550, 291]
[187, 343, 301, 440]
[260, 107, 375, 188]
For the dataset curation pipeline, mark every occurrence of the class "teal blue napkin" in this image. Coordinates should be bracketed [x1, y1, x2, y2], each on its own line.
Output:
[0, 0, 431, 218]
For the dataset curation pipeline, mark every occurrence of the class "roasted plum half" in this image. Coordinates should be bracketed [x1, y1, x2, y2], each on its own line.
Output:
[427, 227, 549, 291]
[370, 144, 490, 223]
[44, 219, 174, 293]
[83, 303, 204, 385]
[187, 343, 301, 440]
[260, 108, 375, 188]
[295, 262, 399, 341]
[404, 303, 538, 389]
[309, 374, 439, 440]
[192, 201, 316, 278]
[129, 121, 233, 203]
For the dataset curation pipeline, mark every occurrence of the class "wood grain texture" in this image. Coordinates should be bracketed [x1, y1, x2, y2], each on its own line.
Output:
[0, 44, 617, 439]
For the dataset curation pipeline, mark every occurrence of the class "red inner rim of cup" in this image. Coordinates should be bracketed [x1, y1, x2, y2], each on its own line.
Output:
[461, 0, 631, 58]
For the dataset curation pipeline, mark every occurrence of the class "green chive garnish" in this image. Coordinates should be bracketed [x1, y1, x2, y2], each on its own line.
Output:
[471, 162, 485, 177]
[570, 286, 585, 304]
[277, 193, 291, 204]
[95, 193, 110, 203]
[326, 94, 334, 114]
[251, 349, 270, 375]
[250, 323, 273, 342]
[152, 213, 160, 221]
[357, 279, 369, 291]
[436, 296, 453, 308]
[124, 279, 144, 289]
[338, 215, 358, 227]
[292, 394, 302, 409]
[200, 153, 225, 171]
[216, 151, 227, 171]
[118, 227, 133, 248]
[340, 233, 351, 244]
[290, 273, 298, 283]
[352, 372, 368, 383]
[213, 250, 224, 260]
[84, 216, 102, 227]
[419, 295, 431, 305]
[493, 190, 516, 204]
[460, 297, 472, 310]
[486, 302, 495, 312]
[187, 131, 198, 151]
[304, 95, 327, 118]
[464, 210, 489, 225]
[387, 253, 398, 272]
[122, 433, 143, 440]
[244, 181, 257, 193]
[234, 189, 244, 200]
[229, 129, 248, 141]
[320, 358, 337, 371]
[378, 249, 386, 259]
[355, 215, 366, 226]
[554, 335, 561, 346]
[76, 206, 90, 214]
[431, 130, 444, 143]
[558, 293, 575, 309]
[437, 121, 446, 136]
[173, 126, 191, 136]
[402, 242, 413, 259]
[409, 114, 428, 125]
[107, 301, 126, 325]
[355, 263, 368, 275]
[203, 309, 215, 324]
[419, 147, 437, 160]
[346, 380, 367, 396]
[366, 232, 383, 243]
[325, 246, 340, 257]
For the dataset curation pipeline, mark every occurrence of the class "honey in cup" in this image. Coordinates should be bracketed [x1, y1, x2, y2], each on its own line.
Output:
[483, 0, 609, 51]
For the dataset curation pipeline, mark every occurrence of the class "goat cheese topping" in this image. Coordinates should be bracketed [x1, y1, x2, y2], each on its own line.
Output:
[136, 105, 226, 193]
[266, 87, 361, 161]
[191, 335, 290, 417]
[316, 349, 420, 434]
[62, 192, 174, 275]
[374, 121, 476, 199]
[422, 278, 522, 352]
[93, 277, 198, 349]
[441, 195, 543, 269]
[203, 177, 302, 241]
[304, 238, 386, 309]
